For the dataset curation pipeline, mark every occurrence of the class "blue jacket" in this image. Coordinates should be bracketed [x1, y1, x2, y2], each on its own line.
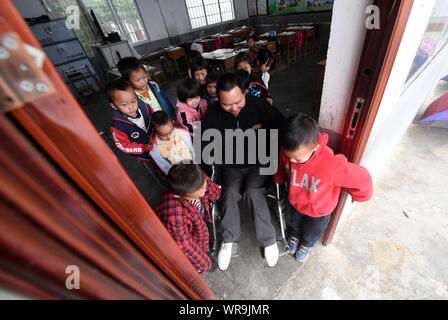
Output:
[139, 80, 175, 116]
[110, 98, 152, 162]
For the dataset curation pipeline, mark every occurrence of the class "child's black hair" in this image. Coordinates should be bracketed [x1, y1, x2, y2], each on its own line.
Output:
[205, 68, 222, 85]
[247, 34, 256, 42]
[168, 162, 206, 197]
[150, 110, 171, 130]
[256, 49, 274, 67]
[234, 52, 252, 69]
[117, 56, 144, 80]
[190, 56, 208, 74]
[234, 69, 250, 91]
[177, 78, 204, 102]
[217, 72, 245, 95]
[105, 78, 134, 102]
[189, 49, 202, 62]
[280, 114, 320, 151]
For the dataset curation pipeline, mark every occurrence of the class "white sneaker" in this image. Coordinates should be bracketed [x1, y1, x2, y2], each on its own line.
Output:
[264, 243, 279, 267]
[218, 242, 233, 270]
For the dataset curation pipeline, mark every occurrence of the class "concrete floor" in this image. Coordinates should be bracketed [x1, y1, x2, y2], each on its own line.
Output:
[79, 29, 448, 299]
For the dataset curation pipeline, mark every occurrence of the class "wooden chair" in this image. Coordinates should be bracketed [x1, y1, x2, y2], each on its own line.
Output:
[148, 67, 166, 87]
[64, 65, 104, 104]
[279, 34, 296, 64]
[140, 48, 173, 77]
[266, 41, 281, 72]
[221, 35, 234, 48]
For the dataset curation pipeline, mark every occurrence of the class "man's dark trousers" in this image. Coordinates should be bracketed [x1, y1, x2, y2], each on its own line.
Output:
[219, 165, 276, 248]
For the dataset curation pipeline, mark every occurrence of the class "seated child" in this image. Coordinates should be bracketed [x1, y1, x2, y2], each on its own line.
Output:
[274, 114, 373, 262]
[234, 52, 273, 105]
[149, 111, 195, 175]
[204, 68, 222, 104]
[176, 78, 208, 135]
[107, 78, 152, 162]
[254, 49, 274, 89]
[156, 162, 221, 274]
[190, 56, 208, 87]
[117, 56, 174, 115]
[247, 34, 259, 61]
[187, 49, 203, 78]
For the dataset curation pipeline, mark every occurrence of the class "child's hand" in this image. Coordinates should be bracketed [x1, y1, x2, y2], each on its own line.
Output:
[252, 124, 262, 130]
[266, 98, 273, 105]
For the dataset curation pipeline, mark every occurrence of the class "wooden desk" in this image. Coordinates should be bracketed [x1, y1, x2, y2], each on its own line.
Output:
[139, 49, 172, 76]
[202, 50, 238, 72]
[164, 47, 188, 76]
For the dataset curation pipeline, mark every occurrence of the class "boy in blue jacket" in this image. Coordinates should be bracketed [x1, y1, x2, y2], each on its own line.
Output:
[117, 57, 175, 116]
[107, 78, 165, 185]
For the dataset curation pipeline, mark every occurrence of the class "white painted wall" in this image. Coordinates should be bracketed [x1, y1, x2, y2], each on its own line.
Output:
[318, 0, 373, 135]
[135, 0, 170, 41]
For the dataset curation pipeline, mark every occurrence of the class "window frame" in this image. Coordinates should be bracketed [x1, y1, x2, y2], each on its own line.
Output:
[80, 0, 149, 45]
[184, 0, 236, 30]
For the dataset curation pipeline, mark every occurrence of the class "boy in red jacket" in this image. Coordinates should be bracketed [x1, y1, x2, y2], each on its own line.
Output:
[274, 114, 373, 262]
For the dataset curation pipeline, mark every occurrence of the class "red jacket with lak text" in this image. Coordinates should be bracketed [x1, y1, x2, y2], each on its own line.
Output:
[274, 133, 373, 217]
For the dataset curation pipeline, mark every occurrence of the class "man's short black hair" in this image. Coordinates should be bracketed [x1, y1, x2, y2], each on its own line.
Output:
[216, 72, 245, 95]
[205, 68, 222, 85]
[177, 78, 204, 102]
[117, 57, 144, 80]
[105, 78, 133, 102]
[280, 114, 320, 151]
[190, 56, 208, 74]
[256, 48, 274, 67]
[234, 52, 252, 69]
[168, 162, 206, 197]
[150, 110, 171, 130]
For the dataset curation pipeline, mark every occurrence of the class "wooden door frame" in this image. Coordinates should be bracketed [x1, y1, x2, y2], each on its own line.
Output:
[322, 0, 415, 245]
[2, 0, 214, 299]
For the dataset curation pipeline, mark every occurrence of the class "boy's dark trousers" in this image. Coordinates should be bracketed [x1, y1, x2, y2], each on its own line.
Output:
[289, 204, 331, 248]
[219, 165, 276, 248]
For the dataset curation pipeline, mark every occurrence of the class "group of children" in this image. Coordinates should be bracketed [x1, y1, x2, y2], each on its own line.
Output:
[106, 42, 373, 275]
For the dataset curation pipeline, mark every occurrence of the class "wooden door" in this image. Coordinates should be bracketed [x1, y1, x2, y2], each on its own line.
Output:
[0, 0, 214, 300]
[322, 0, 414, 245]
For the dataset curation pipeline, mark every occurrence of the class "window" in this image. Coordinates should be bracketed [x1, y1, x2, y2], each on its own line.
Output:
[42, 0, 98, 54]
[43, 0, 147, 47]
[82, 0, 147, 44]
[404, 0, 448, 86]
[185, 0, 235, 29]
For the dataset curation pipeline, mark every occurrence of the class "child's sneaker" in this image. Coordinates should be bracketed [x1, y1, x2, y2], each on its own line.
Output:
[287, 236, 298, 254]
[218, 242, 233, 270]
[295, 245, 312, 262]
